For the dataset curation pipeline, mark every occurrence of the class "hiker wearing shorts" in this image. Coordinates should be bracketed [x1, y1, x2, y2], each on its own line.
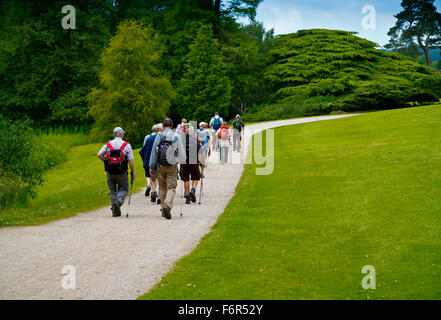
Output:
[197, 122, 210, 178]
[217, 121, 231, 164]
[139, 124, 163, 204]
[149, 118, 186, 220]
[180, 123, 202, 204]
[232, 114, 244, 152]
[209, 112, 223, 151]
[97, 127, 135, 217]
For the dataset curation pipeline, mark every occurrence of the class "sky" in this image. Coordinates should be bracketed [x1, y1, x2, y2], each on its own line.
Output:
[250, 0, 441, 47]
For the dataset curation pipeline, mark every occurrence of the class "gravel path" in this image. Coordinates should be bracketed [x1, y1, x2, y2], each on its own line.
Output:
[0, 115, 354, 299]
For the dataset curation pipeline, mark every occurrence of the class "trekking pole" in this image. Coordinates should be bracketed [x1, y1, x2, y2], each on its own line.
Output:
[177, 167, 183, 219]
[198, 176, 203, 205]
[126, 176, 134, 218]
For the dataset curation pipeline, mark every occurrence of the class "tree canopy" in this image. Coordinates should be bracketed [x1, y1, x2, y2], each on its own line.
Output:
[87, 21, 175, 144]
[176, 24, 231, 122]
[265, 29, 441, 112]
[386, 0, 441, 67]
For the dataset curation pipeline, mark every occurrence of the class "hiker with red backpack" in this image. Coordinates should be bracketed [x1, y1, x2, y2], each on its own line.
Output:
[149, 118, 186, 220]
[217, 121, 231, 164]
[97, 127, 135, 217]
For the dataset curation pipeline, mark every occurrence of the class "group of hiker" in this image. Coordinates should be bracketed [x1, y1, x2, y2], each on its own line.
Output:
[97, 112, 245, 220]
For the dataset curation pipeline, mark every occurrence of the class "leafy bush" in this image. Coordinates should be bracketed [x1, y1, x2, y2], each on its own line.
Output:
[261, 29, 441, 116]
[0, 118, 91, 209]
[0, 118, 43, 209]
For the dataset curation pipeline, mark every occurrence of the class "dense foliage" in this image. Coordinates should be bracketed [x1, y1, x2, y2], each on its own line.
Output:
[176, 25, 231, 121]
[257, 29, 441, 121]
[88, 21, 175, 144]
[0, 118, 42, 208]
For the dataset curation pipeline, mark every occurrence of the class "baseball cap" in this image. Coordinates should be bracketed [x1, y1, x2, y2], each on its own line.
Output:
[152, 124, 157, 131]
[113, 127, 125, 135]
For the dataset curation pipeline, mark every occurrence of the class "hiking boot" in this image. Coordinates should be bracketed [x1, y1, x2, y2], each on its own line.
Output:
[157, 198, 161, 205]
[184, 194, 191, 205]
[160, 207, 165, 218]
[162, 205, 171, 220]
[151, 190, 157, 203]
[145, 185, 151, 197]
[111, 206, 119, 217]
[190, 188, 196, 203]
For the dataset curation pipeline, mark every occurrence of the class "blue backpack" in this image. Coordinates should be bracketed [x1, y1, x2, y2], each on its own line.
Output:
[212, 118, 222, 130]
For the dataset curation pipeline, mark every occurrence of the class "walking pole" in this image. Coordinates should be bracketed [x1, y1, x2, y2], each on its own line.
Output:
[126, 176, 134, 218]
[198, 176, 203, 205]
[177, 167, 183, 219]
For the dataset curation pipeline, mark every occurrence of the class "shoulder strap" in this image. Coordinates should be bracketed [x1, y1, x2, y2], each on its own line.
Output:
[120, 142, 129, 151]
[106, 142, 114, 151]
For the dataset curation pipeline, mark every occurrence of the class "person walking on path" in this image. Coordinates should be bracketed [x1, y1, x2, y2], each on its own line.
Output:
[97, 127, 136, 217]
[176, 118, 187, 136]
[180, 123, 202, 204]
[139, 124, 163, 204]
[217, 121, 231, 165]
[232, 114, 244, 152]
[149, 118, 186, 219]
[197, 122, 210, 178]
[209, 112, 223, 151]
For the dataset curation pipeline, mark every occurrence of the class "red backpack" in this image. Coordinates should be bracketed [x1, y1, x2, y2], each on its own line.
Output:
[218, 126, 229, 140]
[105, 142, 129, 174]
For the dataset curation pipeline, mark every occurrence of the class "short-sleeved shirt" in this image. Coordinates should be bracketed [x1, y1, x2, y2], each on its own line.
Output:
[197, 129, 210, 147]
[210, 117, 223, 131]
[98, 137, 134, 161]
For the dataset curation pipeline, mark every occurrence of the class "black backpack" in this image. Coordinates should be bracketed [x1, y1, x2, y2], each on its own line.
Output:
[157, 136, 174, 165]
[233, 120, 243, 132]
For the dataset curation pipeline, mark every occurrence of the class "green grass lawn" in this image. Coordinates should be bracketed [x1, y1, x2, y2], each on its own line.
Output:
[0, 143, 146, 226]
[140, 104, 441, 300]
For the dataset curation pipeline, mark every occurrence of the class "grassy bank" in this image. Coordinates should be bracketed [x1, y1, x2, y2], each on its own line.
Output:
[140, 104, 441, 300]
[0, 143, 146, 227]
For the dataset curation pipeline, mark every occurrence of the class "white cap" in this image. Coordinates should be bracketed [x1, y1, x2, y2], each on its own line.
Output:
[199, 122, 206, 127]
[236, 114, 240, 119]
[113, 127, 125, 135]
[152, 124, 157, 131]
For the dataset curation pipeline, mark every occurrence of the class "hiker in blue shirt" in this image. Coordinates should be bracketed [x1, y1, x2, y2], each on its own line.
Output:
[209, 111, 223, 151]
[139, 124, 163, 204]
[197, 122, 211, 178]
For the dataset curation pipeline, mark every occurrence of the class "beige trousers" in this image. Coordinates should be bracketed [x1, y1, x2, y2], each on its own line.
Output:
[158, 164, 178, 210]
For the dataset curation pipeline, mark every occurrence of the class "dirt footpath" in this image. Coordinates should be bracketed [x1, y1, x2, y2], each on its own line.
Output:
[0, 115, 354, 299]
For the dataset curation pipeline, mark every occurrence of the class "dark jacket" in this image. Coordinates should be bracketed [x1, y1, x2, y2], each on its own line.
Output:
[139, 133, 157, 169]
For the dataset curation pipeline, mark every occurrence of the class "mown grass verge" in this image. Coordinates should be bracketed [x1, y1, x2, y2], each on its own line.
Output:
[140, 104, 441, 300]
[0, 143, 145, 226]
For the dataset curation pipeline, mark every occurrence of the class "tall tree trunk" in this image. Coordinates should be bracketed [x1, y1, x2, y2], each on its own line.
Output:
[423, 47, 432, 67]
[417, 35, 432, 67]
[213, 0, 221, 35]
